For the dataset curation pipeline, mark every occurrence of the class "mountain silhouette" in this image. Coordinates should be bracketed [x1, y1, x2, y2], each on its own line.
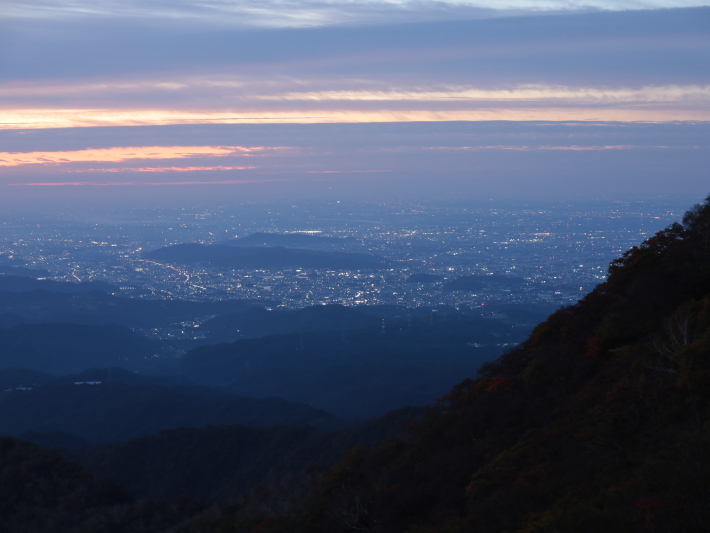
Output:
[145, 243, 386, 270]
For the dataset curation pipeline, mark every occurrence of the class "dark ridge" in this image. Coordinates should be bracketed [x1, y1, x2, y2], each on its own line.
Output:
[0, 264, 51, 278]
[0, 275, 117, 294]
[0, 322, 158, 374]
[221, 231, 352, 247]
[0, 290, 263, 329]
[0, 436, 204, 532]
[145, 243, 387, 270]
[183, 314, 528, 418]
[0, 367, 55, 390]
[199, 303, 381, 341]
[0, 311, 31, 327]
[405, 273, 445, 283]
[78, 406, 421, 500]
[442, 274, 526, 291]
[0, 379, 343, 443]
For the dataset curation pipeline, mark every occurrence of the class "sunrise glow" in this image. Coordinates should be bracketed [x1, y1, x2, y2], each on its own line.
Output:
[2, 108, 707, 131]
[0, 146, 275, 167]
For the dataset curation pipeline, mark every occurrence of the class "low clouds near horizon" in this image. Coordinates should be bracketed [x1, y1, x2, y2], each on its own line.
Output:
[0, 2, 708, 205]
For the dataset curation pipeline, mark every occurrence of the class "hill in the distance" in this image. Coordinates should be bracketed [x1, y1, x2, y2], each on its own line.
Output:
[405, 273, 445, 283]
[0, 289, 264, 329]
[221, 231, 355, 248]
[442, 274, 527, 291]
[0, 264, 51, 278]
[0, 323, 158, 374]
[0, 368, 342, 443]
[0, 275, 117, 293]
[184, 312, 532, 418]
[199, 303, 382, 341]
[145, 243, 386, 270]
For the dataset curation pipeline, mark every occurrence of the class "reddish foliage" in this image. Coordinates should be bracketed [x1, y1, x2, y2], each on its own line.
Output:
[635, 499, 661, 531]
[605, 381, 630, 402]
[486, 376, 513, 392]
[585, 334, 608, 357]
[635, 499, 661, 511]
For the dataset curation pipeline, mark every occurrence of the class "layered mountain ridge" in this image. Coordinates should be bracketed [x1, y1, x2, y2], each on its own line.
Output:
[3, 196, 710, 532]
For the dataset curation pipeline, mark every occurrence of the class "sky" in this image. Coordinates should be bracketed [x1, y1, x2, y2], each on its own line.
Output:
[0, 0, 708, 209]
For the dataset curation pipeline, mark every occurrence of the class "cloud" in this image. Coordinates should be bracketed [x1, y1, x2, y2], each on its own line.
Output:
[4, 8, 708, 83]
[0, 121, 706, 203]
[420, 144, 675, 151]
[258, 84, 710, 104]
[70, 166, 257, 172]
[0, 3, 707, 205]
[0, 145, 281, 166]
[305, 169, 391, 173]
[2, 7, 707, 130]
[72, 165, 257, 172]
[2, 107, 707, 130]
[6, 179, 282, 186]
[7, 79, 707, 105]
[4, 0, 708, 28]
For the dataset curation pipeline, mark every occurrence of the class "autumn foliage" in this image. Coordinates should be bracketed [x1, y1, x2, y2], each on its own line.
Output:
[485, 376, 513, 392]
[267, 194, 710, 533]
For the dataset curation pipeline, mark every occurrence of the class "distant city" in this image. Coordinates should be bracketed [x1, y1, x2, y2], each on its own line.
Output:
[0, 198, 688, 336]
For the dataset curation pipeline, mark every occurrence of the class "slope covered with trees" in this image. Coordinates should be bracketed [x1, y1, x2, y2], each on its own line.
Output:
[183, 315, 524, 418]
[0, 323, 158, 374]
[0, 436, 212, 533]
[0, 370, 342, 443]
[263, 195, 710, 532]
[77, 407, 419, 500]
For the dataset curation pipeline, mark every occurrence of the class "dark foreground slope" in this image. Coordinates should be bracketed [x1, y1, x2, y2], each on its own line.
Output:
[0, 406, 417, 532]
[0, 437, 213, 533]
[0, 368, 343, 444]
[77, 407, 419, 500]
[269, 197, 710, 532]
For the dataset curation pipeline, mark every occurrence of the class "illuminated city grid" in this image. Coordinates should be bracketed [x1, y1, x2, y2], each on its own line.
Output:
[0, 199, 686, 317]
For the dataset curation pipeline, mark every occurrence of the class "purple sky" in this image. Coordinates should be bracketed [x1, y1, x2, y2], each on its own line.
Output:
[1, 2, 708, 209]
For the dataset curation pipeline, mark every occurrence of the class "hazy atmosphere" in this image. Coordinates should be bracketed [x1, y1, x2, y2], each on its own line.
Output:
[1, 1, 708, 208]
[3, 2, 710, 532]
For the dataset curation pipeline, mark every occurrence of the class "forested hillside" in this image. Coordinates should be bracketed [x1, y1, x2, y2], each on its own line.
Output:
[268, 195, 710, 532]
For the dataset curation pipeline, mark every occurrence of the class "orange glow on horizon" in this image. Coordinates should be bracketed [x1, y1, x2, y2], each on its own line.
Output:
[0, 145, 277, 167]
[6, 179, 285, 187]
[1, 107, 707, 130]
[72, 165, 258, 173]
